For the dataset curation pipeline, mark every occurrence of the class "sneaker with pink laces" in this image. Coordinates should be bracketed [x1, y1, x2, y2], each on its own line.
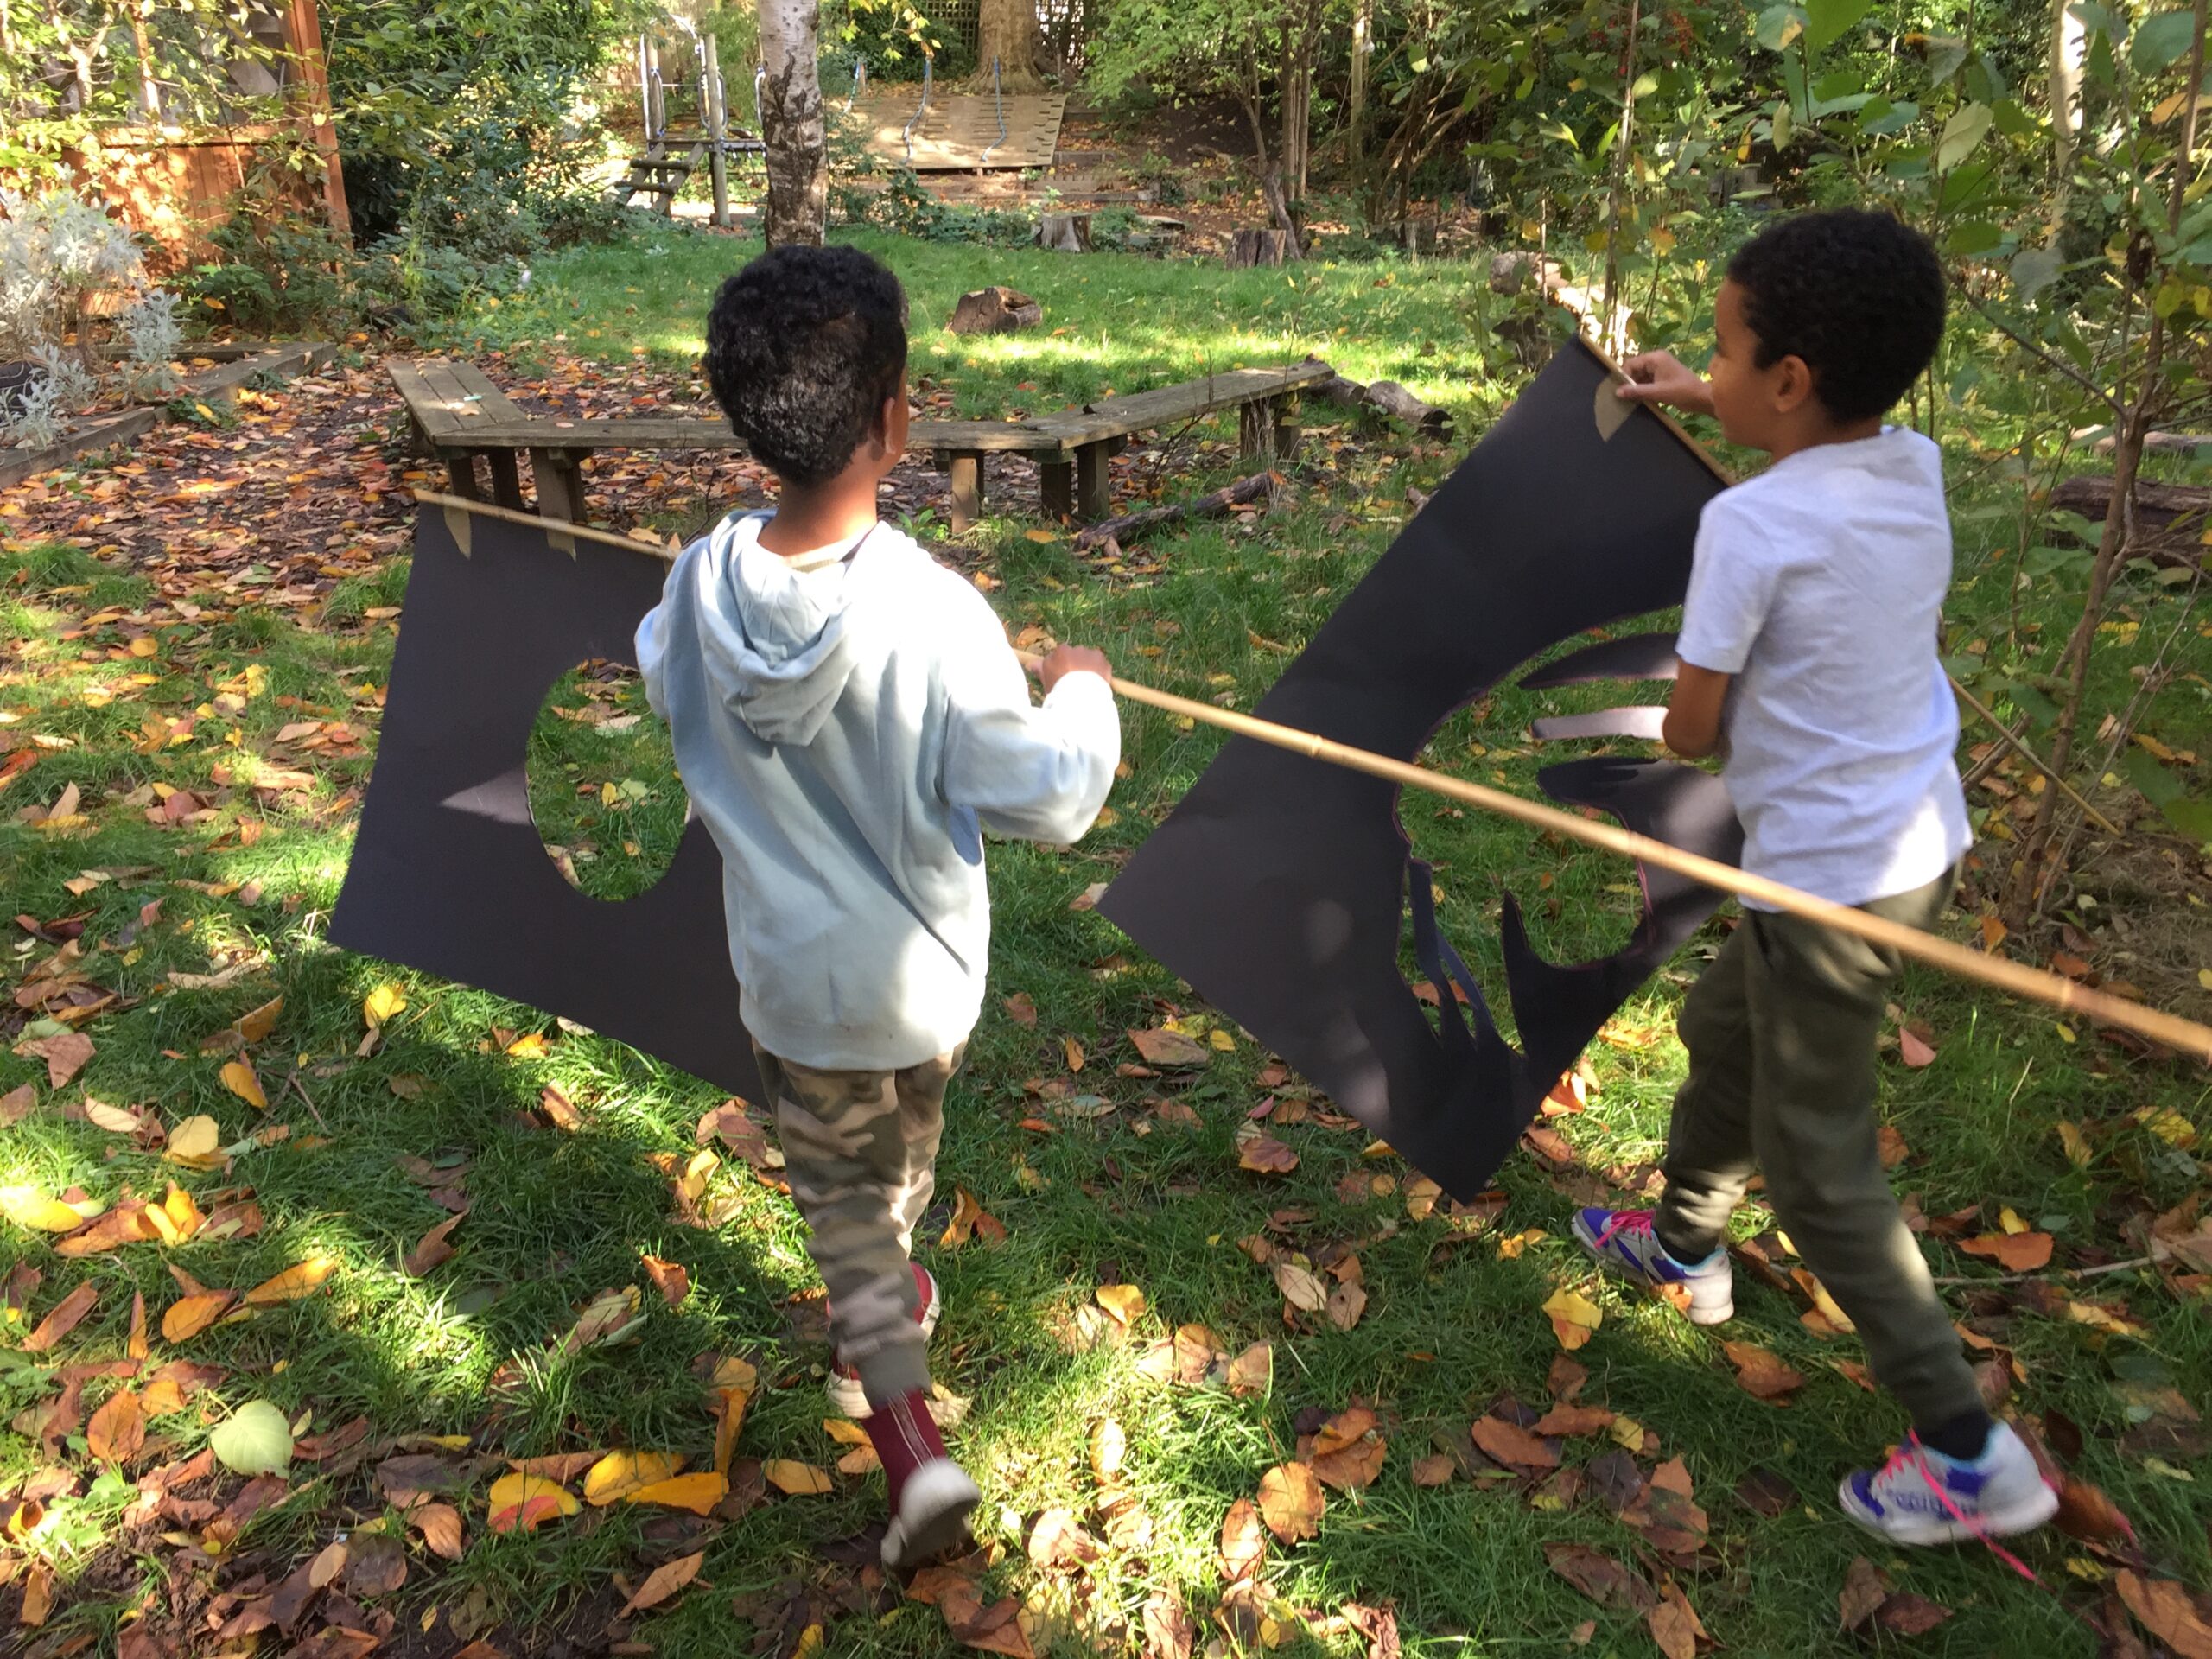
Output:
[1571, 1208, 1735, 1325]
[825, 1262, 942, 1418]
[1839, 1423, 2058, 1548]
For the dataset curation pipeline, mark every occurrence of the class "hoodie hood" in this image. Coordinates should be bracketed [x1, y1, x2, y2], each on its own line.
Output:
[688, 511, 875, 747]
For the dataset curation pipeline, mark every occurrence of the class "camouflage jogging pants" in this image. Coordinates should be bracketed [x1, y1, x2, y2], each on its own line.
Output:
[751, 1043, 963, 1408]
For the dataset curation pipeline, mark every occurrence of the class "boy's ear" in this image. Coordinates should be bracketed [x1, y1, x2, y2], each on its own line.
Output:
[1770, 353, 1818, 414]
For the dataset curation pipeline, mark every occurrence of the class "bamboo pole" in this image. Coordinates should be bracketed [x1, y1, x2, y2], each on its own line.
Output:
[409, 492, 2212, 1061]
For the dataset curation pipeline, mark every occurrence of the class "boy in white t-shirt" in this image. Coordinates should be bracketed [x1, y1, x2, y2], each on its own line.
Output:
[1572, 210, 2057, 1548]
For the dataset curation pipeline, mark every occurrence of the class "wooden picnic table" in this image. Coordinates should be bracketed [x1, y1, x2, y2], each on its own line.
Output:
[391, 357, 1335, 531]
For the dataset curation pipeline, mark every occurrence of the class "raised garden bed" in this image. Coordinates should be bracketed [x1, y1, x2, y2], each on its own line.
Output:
[0, 340, 335, 493]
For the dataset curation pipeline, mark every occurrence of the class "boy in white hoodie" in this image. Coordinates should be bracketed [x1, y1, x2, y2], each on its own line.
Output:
[637, 245, 1120, 1567]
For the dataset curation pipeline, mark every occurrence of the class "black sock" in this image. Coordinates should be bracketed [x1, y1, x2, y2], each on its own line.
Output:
[1920, 1410, 1993, 1462]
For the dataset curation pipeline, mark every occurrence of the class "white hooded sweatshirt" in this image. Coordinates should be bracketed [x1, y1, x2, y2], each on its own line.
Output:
[636, 511, 1119, 1071]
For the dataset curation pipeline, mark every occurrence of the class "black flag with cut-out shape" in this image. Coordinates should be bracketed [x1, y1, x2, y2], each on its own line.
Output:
[1097, 338, 1745, 1202]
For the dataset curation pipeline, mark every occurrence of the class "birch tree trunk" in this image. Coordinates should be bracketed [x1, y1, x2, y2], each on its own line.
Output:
[2049, 0, 2087, 180]
[759, 0, 827, 248]
[1346, 0, 1373, 168]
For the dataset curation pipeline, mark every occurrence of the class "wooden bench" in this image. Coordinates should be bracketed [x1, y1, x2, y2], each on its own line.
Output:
[391, 357, 1335, 533]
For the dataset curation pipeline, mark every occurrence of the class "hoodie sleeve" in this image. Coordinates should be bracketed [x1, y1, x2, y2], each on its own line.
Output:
[939, 597, 1121, 846]
[636, 598, 671, 720]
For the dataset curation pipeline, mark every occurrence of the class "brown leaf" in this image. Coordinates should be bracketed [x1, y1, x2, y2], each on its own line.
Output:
[1958, 1232, 2055, 1271]
[88, 1389, 145, 1462]
[408, 1502, 465, 1560]
[1470, 1414, 1558, 1473]
[1003, 992, 1038, 1027]
[1271, 1258, 1327, 1312]
[341, 1531, 408, 1597]
[0, 1082, 35, 1126]
[1128, 1026, 1211, 1068]
[1064, 1035, 1085, 1071]
[538, 1084, 584, 1131]
[939, 1185, 1005, 1248]
[1875, 1594, 1954, 1637]
[1544, 1543, 1656, 1612]
[1722, 1339, 1808, 1402]
[1237, 1129, 1299, 1175]
[1142, 1590, 1195, 1659]
[1897, 1027, 1937, 1067]
[617, 1549, 704, 1618]
[1027, 1505, 1103, 1568]
[1648, 1580, 1707, 1659]
[404, 1212, 466, 1277]
[1311, 1414, 1387, 1491]
[1734, 1467, 1799, 1518]
[1548, 1354, 1588, 1402]
[640, 1254, 690, 1307]
[1529, 1403, 1613, 1437]
[1838, 1558, 1891, 1631]
[22, 1282, 99, 1352]
[19, 1031, 93, 1088]
[1219, 1497, 1266, 1584]
[19, 1560, 54, 1626]
[942, 1586, 1036, 1659]
[1227, 1342, 1273, 1397]
[1410, 1453, 1456, 1487]
[2116, 1571, 2212, 1659]
[1257, 1461, 1324, 1542]
[2054, 1475, 2138, 1548]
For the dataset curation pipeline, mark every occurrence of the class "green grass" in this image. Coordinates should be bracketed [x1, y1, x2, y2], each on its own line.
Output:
[2, 223, 2209, 1657]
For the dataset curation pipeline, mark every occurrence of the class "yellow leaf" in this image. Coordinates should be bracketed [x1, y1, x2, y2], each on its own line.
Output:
[486, 1472, 580, 1533]
[2055, 1022, 2077, 1044]
[2199, 968, 2212, 992]
[243, 1254, 340, 1306]
[219, 1058, 268, 1110]
[235, 995, 283, 1044]
[1999, 1205, 2030, 1235]
[763, 1459, 834, 1495]
[712, 1355, 759, 1392]
[2057, 1122, 2093, 1169]
[617, 1549, 704, 1617]
[88, 1388, 147, 1461]
[363, 983, 407, 1027]
[505, 1032, 550, 1059]
[162, 1289, 239, 1342]
[1096, 1283, 1146, 1325]
[715, 1387, 750, 1475]
[823, 1417, 873, 1445]
[2, 1185, 89, 1233]
[166, 1114, 222, 1166]
[1025, 528, 1058, 543]
[1542, 1287, 1602, 1351]
[623, 1471, 728, 1514]
[1209, 1027, 1236, 1051]
[582, 1449, 683, 1506]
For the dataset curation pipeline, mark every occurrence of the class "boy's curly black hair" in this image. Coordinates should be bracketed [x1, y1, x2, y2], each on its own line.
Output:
[703, 245, 907, 486]
[1726, 209, 1945, 424]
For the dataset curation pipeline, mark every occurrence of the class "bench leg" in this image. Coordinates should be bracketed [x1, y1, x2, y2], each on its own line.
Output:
[445, 452, 484, 500]
[1272, 393, 1301, 464]
[530, 448, 585, 521]
[1075, 442, 1113, 520]
[1239, 399, 1277, 466]
[486, 449, 525, 511]
[948, 451, 984, 532]
[1039, 457, 1074, 520]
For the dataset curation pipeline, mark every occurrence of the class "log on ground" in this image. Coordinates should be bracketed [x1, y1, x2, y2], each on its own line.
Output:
[2049, 474, 2209, 565]
[1072, 472, 1277, 551]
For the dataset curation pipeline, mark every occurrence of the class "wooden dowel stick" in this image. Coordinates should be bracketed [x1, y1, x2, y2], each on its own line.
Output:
[410, 491, 2212, 1058]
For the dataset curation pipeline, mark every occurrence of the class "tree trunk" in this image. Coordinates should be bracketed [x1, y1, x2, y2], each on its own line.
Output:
[976, 0, 1045, 92]
[758, 0, 826, 248]
[2049, 0, 2086, 181]
[1599, 0, 1642, 356]
[1346, 0, 1373, 168]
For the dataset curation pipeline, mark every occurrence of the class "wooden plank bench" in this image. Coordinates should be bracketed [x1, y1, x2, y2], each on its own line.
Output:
[390, 356, 1336, 533]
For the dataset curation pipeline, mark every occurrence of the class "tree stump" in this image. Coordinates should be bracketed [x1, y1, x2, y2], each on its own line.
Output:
[947, 286, 1044, 335]
[1037, 213, 1093, 253]
[1488, 251, 1566, 298]
[1225, 228, 1296, 269]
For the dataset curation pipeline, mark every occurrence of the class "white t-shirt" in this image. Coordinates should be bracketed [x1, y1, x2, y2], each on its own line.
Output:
[1675, 427, 1969, 909]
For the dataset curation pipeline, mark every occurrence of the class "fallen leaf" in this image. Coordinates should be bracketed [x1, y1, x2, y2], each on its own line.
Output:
[764, 1459, 834, 1495]
[562, 1284, 645, 1351]
[1257, 1461, 1324, 1541]
[1897, 1027, 1937, 1067]
[1958, 1232, 2055, 1272]
[245, 1255, 340, 1306]
[166, 1114, 222, 1166]
[625, 1471, 728, 1514]
[1542, 1287, 1602, 1350]
[0, 1082, 33, 1125]
[1838, 1557, 1890, 1630]
[640, 1254, 690, 1307]
[1325, 1280, 1368, 1331]
[486, 1471, 580, 1533]
[209, 1400, 295, 1476]
[1096, 1283, 1146, 1325]
[18, 1031, 93, 1088]
[1874, 1593, 1954, 1637]
[1003, 992, 1038, 1027]
[363, 982, 407, 1027]
[409, 1502, 465, 1560]
[88, 1388, 145, 1461]
[1723, 1340, 1808, 1402]
[219, 1058, 268, 1109]
[2116, 1571, 2212, 1659]
[162, 1289, 238, 1342]
[1271, 1259, 1328, 1312]
[1647, 1580, 1707, 1659]
[1227, 1342, 1273, 1397]
[617, 1549, 704, 1618]
[1237, 1129, 1300, 1175]
[3, 1185, 90, 1234]
[19, 1561, 52, 1627]
[940, 1185, 1005, 1249]
[1311, 1408, 1387, 1490]
[1129, 1026, 1211, 1068]
[583, 1450, 683, 1506]
[404, 1213, 466, 1277]
[1545, 1542, 1655, 1612]
[1530, 1403, 1614, 1437]
[1471, 1414, 1559, 1473]
[22, 1282, 98, 1351]
[538, 1084, 583, 1130]
[234, 995, 283, 1045]
[1219, 1497, 1266, 1583]
[1411, 1452, 1457, 1486]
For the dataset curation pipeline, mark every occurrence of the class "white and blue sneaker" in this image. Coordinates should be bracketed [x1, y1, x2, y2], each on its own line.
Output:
[1571, 1208, 1735, 1325]
[1839, 1423, 2058, 1547]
